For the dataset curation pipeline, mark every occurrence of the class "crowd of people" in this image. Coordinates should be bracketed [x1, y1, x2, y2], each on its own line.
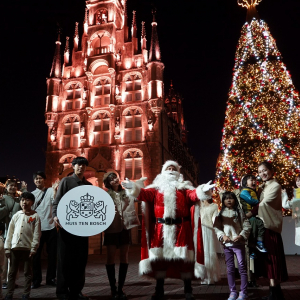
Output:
[0, 157, 297, 300]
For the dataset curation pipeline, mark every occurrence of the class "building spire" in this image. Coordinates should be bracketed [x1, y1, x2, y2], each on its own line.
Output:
[74, 22, 79, 50]
[141, 21, 147, 50]
[238, 0, 261, 22]
[149, 9, 161, 62]
[124, 0, 129, 42]
[64, 36, 70, 65]
[50, 29, 62, 78]
[131, 10, 137, 38]
[84, 8, 89, 35]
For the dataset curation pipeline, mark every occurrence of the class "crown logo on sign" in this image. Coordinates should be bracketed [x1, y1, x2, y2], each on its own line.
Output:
[80, 193, 94, 202]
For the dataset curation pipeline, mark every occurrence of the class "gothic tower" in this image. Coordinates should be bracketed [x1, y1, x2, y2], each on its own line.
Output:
[45, 0, 198, 248]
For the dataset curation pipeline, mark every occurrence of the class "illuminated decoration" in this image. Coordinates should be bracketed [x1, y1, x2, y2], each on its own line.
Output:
[215, 1, 300, 193]
[238, 0, 262, 8]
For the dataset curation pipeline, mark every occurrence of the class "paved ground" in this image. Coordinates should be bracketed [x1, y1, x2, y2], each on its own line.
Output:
[5, 245, 300, 299]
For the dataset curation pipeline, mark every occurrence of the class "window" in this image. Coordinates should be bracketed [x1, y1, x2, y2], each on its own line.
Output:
[63, 117, 80, 149]
[65, 83, 81, 110]
[59, 155, 77, 172]
[93, 113, 110, 145]
[96, 9, 108, 25]
[124, 109, 142, 142]
[124, 150, 143, 180]
[94, 79, 111, 106]
[125, 74, 142, 103]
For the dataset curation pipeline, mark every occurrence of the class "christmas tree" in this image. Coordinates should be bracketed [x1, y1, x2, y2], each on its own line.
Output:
[215, 0, 300, 191]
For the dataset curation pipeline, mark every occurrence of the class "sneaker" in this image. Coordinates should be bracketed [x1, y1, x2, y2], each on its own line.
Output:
[256, 241, 267, 253]
[228, 292, 238, 300]
[237, 292, 248, 300]
[250, 252, 256, 259]
[2, 283, 7, 289]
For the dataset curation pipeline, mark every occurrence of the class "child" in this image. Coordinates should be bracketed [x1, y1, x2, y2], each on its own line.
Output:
[240, 175, 267, 253]
[214, 192, 251, 300]
[0, 222, 5, 300]
[4, 192, 41, 300]
[282, 176, 300, 246]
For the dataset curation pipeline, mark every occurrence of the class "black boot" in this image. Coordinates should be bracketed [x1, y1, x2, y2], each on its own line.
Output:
[184, 279, 194, 300]
[275, 285, 285, 300]
[262, 286, 277, 300]
[151, 279, 164, 300]
[105, 264, 118, 299]
[118, 263, 128, 300]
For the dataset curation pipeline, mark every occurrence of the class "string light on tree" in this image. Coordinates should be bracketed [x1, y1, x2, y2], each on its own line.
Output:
[215, 0, 300, 195]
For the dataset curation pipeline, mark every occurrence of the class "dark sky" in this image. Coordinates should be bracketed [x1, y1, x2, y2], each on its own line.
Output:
[1, 0, 300, 190]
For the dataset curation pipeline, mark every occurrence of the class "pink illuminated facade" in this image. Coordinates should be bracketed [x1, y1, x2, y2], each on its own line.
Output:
[45, 0, 198, 249]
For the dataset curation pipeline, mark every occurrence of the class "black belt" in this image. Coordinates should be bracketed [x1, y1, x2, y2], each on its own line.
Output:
[153, 216, 191, 225]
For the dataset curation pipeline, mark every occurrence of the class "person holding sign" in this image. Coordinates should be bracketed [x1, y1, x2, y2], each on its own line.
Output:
[122, 160, 211, 300]
[103, 171, 140, 300]
[52, 157, 91, 300]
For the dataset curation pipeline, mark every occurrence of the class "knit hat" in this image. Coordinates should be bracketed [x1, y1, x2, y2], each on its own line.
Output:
[161, 160, 181, 173]
[103, 170, 119, 182]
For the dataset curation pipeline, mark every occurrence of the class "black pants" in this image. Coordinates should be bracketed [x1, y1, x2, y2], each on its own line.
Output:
[32, 227, 57, 284]
[56, 228, 88, 297]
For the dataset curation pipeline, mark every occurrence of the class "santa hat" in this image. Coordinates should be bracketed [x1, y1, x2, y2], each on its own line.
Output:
[161, 160, 181, 173]
[103, 169, 119, 182]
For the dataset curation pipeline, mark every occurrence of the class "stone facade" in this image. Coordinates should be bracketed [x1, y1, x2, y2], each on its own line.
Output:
[45, 0, 198, 252]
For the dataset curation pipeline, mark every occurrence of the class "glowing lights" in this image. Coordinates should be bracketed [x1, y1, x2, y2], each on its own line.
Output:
[238, 0, 262, 9]
[216, 17, 300, 191]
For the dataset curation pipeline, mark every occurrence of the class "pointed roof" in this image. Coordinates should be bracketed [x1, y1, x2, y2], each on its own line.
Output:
[131, 10, 137, 38]
[50, 30, 62, 78]
[149, 9, 161, 62]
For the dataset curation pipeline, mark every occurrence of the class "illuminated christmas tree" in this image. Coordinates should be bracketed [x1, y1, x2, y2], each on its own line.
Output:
[215, 0, 300, 191]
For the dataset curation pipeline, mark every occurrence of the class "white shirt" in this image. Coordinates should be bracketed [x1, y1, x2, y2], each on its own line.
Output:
[4, 211, 41, 253]
[31, 188, 55, 231]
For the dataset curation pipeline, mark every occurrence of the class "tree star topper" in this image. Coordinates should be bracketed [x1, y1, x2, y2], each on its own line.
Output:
[238, 0, 262, 9]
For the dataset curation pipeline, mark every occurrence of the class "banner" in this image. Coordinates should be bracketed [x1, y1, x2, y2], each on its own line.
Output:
[57, 185, 115, 236]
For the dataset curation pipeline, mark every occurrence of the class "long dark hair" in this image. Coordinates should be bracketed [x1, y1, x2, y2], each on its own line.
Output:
[219, 191, 241, 223]
[103, 173, 122, 192]
[258, 160, 273, 171]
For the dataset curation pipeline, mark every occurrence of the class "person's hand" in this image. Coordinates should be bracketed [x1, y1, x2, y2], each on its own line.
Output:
[246, 212, 252, 218]
[53, 216, 62, 228]
[52, 179, 60, 191]
[233, 235, 244, 243]
[21, 181, 27, 190]
[5, 252, 10, 259]
[217, 186, 226, 193]
[222, 235, 231, 243]
[121, 178, 133, 189]
[203, 180, 216, 192]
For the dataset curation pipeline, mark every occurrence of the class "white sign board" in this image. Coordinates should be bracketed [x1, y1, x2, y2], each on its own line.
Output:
[57, 185, 115, 237]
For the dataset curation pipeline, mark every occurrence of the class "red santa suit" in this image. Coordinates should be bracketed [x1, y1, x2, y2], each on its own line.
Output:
[125, 161, 209, 280]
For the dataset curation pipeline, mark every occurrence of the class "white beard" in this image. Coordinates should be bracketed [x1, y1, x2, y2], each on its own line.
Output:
[152, 171, 181, 193]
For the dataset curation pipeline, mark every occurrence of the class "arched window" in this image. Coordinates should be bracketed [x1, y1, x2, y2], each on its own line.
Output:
[93, 112, 110, 145]
[65, 83, 81, 110]
[94, 78, 111, 106]
[124, 108, 142, 142]
[125, 74, 142, 102]
[63, 116, 80, 148]
[123, 149, 143, 180]
[59, 154, 76, 171]
[95, 9, 108, 25]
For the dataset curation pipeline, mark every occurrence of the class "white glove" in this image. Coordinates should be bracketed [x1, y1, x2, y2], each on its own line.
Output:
[202, 180, 216, 192]
[121, 178, 133, 189]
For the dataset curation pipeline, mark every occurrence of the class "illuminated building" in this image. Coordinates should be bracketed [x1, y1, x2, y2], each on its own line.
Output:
[44, 0, 198, 250]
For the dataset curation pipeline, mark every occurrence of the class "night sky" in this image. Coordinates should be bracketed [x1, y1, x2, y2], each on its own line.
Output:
[1, 0, 300, 190]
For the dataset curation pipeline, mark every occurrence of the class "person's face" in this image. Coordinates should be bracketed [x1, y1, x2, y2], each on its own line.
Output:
[246, 177, 256, 189]
[166, 165, 177, 172]
[224, 197, 235, 209]
[34, 175, 45, 189]
[20, 198, 33, 212]
[296, 177, 300, 188]
[6, 183, 17, 195]
[109, 175, 119, 188]
[73, 163, 87, 176]
[258, 165, 273, 182]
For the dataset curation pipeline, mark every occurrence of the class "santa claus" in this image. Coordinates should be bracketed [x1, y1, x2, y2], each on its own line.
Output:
[122, 160, 215, 300]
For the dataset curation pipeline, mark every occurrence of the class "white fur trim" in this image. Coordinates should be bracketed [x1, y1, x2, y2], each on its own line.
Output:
[149, 247, 195, 262]
[194, 262, 207, 279]
[161, 160, 181, 172]
[139, 258, 152, 275]
[196, 184, 212, 201]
